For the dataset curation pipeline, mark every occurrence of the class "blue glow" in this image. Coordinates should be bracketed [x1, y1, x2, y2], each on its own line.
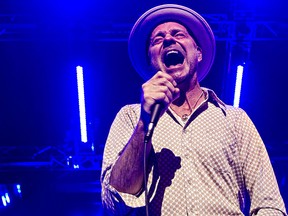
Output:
[67, 156, 72, 166]
[16, 184, 22, 194]
[73, 164, 80, 169]
[76, 66, 88, 143]
[2, 196, 7, 207]
[91, 143, 95, 152]
[233, 65, 244, 108]
[5, 193, 10, 204]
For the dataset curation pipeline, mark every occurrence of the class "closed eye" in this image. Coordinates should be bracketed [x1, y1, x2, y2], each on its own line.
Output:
[151, 36, 164, 45]
[174, 32, 186, 39]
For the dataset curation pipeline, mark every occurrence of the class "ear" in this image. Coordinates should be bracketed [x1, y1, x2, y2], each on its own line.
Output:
[196, 46, 202, 62]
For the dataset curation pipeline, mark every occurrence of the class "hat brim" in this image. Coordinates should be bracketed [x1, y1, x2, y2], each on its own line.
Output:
[128, 4, 216, 81]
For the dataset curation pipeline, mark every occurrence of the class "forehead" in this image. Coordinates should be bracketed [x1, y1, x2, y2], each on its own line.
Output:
[151, 21, 188, 35]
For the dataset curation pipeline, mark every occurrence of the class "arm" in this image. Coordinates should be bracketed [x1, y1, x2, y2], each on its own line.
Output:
[100, 105, 147, 215]
[108, 71, 179, 195]
[109, 114, 152, 195]
[101, 72, 180, 212]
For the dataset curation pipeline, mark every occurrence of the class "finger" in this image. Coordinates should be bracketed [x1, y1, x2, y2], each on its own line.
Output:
[153, 71, 177, 87]
[149, 73, 178, 98]
[141, 71, 178, 113]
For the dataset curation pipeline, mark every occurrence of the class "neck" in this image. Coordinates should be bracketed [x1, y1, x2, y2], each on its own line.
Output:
[173, 73, 202, 107]
[170, 76, 204, 119]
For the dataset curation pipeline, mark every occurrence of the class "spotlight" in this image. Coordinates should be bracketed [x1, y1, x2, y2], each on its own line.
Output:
[233, 65, 244, 108]
[76, 66, 88, 143]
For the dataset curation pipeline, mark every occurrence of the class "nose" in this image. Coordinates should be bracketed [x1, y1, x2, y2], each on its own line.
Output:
[163, 34, 176, 47]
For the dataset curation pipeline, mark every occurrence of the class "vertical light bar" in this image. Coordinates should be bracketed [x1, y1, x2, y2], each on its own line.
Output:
[233, 65, 244, 108]
[76, 66, 88, 143]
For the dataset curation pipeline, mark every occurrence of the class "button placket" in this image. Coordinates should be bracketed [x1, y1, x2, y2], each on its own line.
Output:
[182, 127, 198, 215]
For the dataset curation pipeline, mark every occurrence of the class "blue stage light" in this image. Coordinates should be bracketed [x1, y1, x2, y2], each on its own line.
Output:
[233, 65, 244, 108]
[4, 193, 10, 204]
[16, 184, 22, 194]
[76, 66, 88, 143]
[1, 195, 7, 207]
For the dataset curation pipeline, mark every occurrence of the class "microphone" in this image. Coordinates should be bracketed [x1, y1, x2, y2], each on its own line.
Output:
[145, 103, 163, 141]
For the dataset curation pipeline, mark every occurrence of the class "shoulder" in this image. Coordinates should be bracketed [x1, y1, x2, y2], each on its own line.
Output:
[119, 104, 141, 115]
[115, 104, 142, 122]
[224, 105, 249, 120]
[203, 87, 247, 119]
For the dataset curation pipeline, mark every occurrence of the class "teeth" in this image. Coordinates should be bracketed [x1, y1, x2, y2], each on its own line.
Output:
[166, 50, 179, 56]
[164, 49, 184, 67]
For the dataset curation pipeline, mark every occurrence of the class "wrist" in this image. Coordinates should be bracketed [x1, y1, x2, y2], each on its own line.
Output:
[140, 108, 150, 132]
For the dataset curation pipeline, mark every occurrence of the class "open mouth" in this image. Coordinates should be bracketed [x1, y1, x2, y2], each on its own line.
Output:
[164, 50, 185, 68]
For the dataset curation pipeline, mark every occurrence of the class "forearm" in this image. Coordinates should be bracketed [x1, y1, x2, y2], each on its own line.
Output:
[110, 118, 152, 195]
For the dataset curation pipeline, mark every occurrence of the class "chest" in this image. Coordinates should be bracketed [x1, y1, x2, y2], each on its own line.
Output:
[152, 107, 238, 173]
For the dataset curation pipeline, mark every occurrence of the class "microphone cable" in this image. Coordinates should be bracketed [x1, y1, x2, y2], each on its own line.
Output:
[143, 103, 163, 216]
[143, 135, 150, 216]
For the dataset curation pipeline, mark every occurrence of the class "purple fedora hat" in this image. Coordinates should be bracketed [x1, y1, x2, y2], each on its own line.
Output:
[128, 4, 216, 81]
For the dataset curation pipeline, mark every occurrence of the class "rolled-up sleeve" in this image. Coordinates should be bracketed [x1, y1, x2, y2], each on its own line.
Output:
[101, 104, 157, 215]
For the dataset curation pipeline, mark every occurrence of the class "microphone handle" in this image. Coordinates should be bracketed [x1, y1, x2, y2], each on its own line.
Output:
[145, 103, 163, 141]
[150, 103, 162, 125]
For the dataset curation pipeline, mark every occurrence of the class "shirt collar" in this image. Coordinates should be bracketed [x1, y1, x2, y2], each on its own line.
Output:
[201, 87, 227, 112]
[166, 87, 227, 125]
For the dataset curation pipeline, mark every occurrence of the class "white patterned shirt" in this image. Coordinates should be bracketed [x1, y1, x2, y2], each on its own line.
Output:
[101, 88, 287, 216]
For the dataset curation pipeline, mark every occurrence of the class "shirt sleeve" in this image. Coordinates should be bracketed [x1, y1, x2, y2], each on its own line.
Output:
[100, 104, 157, 215]
[235, 109, 287, 215]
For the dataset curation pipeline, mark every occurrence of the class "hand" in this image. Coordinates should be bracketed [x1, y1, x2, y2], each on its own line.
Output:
[141, 71, 180, 118]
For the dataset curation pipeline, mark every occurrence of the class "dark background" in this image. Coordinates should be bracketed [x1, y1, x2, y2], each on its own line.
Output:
[0, 0, 287, 215]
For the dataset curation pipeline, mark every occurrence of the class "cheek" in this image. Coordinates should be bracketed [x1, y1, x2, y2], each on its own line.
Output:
[148, 47, 154, 60]
[148, 49, 161, 65]
[187, 48, 199, 62]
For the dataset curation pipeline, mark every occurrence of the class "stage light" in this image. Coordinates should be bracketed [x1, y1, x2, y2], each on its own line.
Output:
[67, 156, 72, 166]
[76, 66, 88, 143]
[233, 65, 244, 108]
[1, 195, 7, 207]
[5, 193, 10, 204]
[16, 184, 22, 194]
[73, 164, 80, 169]
[91, 143, 95, 152]
[0, 184, 23, 208]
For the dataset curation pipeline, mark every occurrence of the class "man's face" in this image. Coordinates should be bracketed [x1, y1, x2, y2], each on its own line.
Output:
[148, 22, 202, 84]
